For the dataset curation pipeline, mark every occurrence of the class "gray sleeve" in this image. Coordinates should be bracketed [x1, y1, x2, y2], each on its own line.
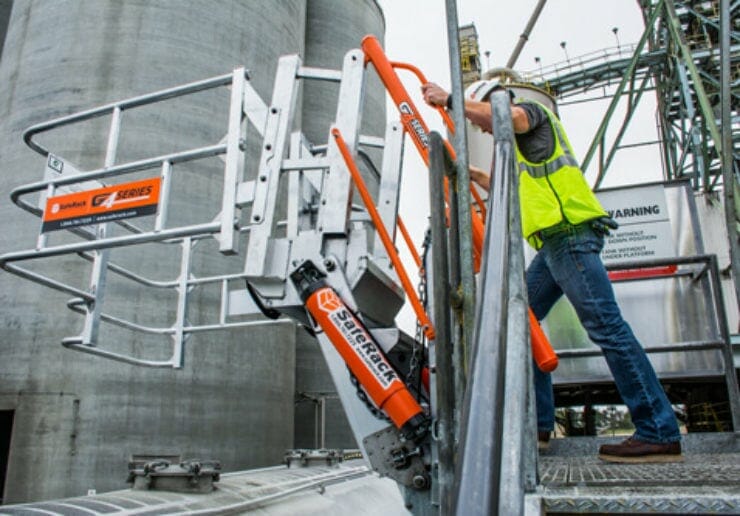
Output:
[518, 102, 548, 134]
[514, 102, 554, 163]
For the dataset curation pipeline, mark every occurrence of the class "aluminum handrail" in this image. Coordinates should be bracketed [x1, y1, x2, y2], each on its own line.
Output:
[0, 221, 221, 264]
[557, 254, 740, 429]
[22, 71, 245, 157]
[10, 143, 228, 217]
[521, 43, 640, 82]
[0, 68, 258, 368]
[59, 319, 295, 369]
[454, 91, 534, 515]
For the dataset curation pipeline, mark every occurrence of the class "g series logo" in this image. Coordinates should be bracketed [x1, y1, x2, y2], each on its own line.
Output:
[398, 101, 429, 149]
[92, 186, 154, 208]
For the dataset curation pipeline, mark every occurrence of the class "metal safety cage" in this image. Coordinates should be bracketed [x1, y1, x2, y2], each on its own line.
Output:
[2, 68, 260, 368]
[0, 49, 409, 369]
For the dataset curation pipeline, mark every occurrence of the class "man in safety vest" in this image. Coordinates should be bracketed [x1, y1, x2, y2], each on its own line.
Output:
[421, 79, 683, 463]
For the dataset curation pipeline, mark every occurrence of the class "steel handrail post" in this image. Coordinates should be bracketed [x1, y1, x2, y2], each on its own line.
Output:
[428, 131, 456, 515]
[443, 144, 468, 419]
[453, 91, 515, 516]
[491, 91, 536, 512]
[443, 0, 477, 387]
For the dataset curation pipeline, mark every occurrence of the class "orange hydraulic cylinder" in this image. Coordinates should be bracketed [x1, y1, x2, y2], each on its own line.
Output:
[305, 286, 424, 430]
[529, 309, 559, 373]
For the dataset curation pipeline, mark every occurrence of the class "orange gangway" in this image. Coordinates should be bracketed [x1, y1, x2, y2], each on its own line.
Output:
[361, 35, 485, 270]
[333, 128, 435, 341]
[360, 35, 557, 373]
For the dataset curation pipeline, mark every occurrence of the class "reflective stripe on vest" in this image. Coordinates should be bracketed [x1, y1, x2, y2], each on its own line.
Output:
[518, 153, 579, 178]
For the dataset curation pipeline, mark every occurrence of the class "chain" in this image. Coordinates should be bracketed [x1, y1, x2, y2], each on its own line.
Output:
[408, 228, 432, 389]
[350, 228, 432, 421]
[349, 371, 390, 422]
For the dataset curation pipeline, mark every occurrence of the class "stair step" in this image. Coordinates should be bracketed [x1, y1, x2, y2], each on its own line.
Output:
[535, 433, 740, 514]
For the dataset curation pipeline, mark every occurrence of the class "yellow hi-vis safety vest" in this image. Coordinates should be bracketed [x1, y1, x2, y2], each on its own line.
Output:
[515, 100, 607, 249]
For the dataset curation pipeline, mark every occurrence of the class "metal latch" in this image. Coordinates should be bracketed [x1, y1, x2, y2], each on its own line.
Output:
[127, 456, 221, 493]
[284, 448, 347, 467]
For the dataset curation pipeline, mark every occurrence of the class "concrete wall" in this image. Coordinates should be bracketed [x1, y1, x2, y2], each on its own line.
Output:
[0, 0, 308, 503]
[292, 0, 386, 451]
[0, 0, 11, 61]
[0, 0, 386, 502]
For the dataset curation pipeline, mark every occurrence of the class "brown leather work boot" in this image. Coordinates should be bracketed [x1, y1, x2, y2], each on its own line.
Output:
[537, 431, 551, 451]
[598, 436, 683, 463]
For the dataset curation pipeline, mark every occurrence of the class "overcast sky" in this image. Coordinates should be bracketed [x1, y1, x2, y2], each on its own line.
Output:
[374, 1, 662, 332]
[379, 1, 648, 75]
[375, 0, 659, 181]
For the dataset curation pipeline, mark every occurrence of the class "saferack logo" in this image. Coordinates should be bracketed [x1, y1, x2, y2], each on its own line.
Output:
[42, 177, 161, 233]
[316, 289, 343, 313]
[316, 289, 400, 389]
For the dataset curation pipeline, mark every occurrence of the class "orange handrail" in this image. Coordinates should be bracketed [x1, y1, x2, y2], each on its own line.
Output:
[361, 35, 486, 268]
[360, 35, 557, 371]
[397, 216, 422, 269]
[389, 61, 456, 133]
[389, 61, 487, 220]
[332, 127, 435, 340]
[361, 35, 434, 162]
[529, 309, 559, 373]
[469, 182, 487, 220]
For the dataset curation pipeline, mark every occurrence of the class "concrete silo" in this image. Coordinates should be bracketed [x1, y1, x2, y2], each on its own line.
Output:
[293, 0, 386, 451]
[0, 0, 10, 58]
[0, 0, 385, 503]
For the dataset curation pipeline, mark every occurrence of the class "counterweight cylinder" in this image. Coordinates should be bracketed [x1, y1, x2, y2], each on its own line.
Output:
[293, 262, 427, 440]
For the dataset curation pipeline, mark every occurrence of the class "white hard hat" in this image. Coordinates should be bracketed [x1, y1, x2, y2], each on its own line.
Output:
[465, 78, 503, 102]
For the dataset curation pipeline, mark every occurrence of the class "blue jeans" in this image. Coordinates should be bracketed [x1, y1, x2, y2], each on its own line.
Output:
[527, 222, 680, 444]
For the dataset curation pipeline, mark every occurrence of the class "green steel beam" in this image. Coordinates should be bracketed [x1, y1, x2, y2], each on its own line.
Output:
[663, 0, 725, 192]
[581, 0, 664, 182]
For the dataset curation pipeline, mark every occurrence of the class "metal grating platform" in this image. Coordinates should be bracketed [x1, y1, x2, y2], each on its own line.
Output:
[538, 485, 740, 514]
[540, 453, 740, 487]
[536, 433, 740, 513]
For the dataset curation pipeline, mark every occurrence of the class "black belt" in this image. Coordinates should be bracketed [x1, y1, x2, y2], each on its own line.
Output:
[536, 220, 573, 240]
[537, 217, 618, 241]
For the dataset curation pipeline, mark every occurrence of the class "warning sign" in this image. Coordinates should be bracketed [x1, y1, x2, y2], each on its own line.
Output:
[597, 184, 675, 265]
[42, 177, 161, 233]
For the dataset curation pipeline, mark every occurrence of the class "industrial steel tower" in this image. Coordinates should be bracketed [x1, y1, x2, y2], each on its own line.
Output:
[521, 0, 738, 325]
